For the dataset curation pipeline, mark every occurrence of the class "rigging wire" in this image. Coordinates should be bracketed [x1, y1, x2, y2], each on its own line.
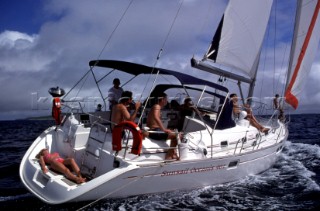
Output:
[272, 0, 286, 98]
[63, 69, 91, 99]
[190, 0, 216, 56]
[76, 2, 186, 208]
[96, 0, 134, 61]
[279, 1, 298, 109]
[138, 0, 185, 125]
[191, 0, 219, 84]
[258, 24, 269, 100]
[273, 0, 295, 106]
[259, 0, 282, 105]
[272, 0, 292, 99]
[272, 0, 277, 95]
[279, 1, 297, 98]
[156, 0, 184, 60]
[62, 0, 134, 107]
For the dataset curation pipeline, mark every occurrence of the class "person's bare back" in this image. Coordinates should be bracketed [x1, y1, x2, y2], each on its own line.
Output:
[145, 93, 178, 160]
[146, 104, 165, 130]
[110, 90, 141, 129]
[111, 104, 130, 128]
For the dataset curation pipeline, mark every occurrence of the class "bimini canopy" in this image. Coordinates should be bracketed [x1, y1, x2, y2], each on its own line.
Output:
[89, 60, 228, 93]
[150, 84, 226, 100]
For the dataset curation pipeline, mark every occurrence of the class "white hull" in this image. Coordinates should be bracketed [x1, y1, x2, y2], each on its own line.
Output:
[20, 113, 288, 204]
[76, 143, 284, 201]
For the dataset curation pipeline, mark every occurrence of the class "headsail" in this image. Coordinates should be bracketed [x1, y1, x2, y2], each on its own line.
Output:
[285, 0, 320, 109]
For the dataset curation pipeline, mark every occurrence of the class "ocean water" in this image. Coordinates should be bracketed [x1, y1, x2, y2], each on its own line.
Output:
[0, 114, 319, 210]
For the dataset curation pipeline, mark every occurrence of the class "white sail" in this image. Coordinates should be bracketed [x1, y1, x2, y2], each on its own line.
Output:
[206, 0, 273, 79]
[285, 0, 320, 109]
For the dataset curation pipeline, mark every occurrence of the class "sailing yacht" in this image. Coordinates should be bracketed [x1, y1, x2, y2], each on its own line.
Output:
[19, 0, 320, 204]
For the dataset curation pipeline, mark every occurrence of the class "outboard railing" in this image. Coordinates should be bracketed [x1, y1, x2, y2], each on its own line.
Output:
[60, 106, 287, 163]
[234, 137, 246, 155]
[118, 125, 283, 163]
[205, 132, 262, 157]
[205, 121, 287, 157]
[252, 133, 262, 150]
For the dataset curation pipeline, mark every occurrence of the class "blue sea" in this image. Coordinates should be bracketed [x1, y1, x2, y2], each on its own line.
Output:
[0, 114, 319, 210]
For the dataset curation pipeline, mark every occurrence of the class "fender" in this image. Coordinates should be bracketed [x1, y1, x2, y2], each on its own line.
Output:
[112, 121, 143, 155]
[52, 97, 61, 125]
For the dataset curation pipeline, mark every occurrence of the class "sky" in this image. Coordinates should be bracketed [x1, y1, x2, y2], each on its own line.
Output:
[0, 0, 320, 120]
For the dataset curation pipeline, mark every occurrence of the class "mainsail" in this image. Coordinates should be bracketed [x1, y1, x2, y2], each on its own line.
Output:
[285, 0, 320, 109]
[191, 0, 274, 98]
[206, 0, 273, 79]
[192, 0, 320, 106]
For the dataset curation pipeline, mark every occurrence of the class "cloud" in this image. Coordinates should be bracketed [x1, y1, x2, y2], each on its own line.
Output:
[0, 30, 55, 73]
[0, 30, 37, 49]
[302, 62, 320, 105]
[0, 0, 320, 120]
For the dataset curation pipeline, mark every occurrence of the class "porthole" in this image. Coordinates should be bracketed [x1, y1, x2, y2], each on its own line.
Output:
[228, 160, 239, 169]
[221, 140, 228, 148]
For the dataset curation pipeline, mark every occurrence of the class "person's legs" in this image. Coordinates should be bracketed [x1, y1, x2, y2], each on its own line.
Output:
[50, 161, 84, 183]
[248, 117, 263, 131]
[247, 115, 269, 134]
[64, 158, 82, 178]
[167, 134, 178, 160]
[147, 129, 179, 160]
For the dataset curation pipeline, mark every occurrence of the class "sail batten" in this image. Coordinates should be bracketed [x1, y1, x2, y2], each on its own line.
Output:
[285, 0, 320, 109]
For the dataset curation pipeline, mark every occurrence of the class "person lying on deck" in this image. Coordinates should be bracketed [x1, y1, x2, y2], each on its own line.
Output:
[36, 149, 85, 184]
[230, 93, 269, 134]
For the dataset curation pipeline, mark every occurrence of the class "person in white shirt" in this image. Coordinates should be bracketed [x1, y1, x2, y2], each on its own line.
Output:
[230, 93, 269, 134]
[108, 78, 124, 110]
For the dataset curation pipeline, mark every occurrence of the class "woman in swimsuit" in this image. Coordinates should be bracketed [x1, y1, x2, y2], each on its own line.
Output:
[36, 149, 85, 184]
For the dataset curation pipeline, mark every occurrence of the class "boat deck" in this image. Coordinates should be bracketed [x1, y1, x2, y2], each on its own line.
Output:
[30, 159, 81, 189]
[120, 125, 285, 166]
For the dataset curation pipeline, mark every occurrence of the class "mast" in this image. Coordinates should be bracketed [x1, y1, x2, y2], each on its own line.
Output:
[247, 47, 262, 100]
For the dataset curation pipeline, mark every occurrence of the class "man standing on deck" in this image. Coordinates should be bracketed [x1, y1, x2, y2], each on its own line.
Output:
[108, 78, 124, 110]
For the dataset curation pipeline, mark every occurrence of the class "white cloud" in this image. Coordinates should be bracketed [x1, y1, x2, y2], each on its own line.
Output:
[0, 0, 320, 120]
[303, 62, 320, 105]
[0, 30, 55, 72]
[0, 30, 37, 49]
[309, 63, 320, 82]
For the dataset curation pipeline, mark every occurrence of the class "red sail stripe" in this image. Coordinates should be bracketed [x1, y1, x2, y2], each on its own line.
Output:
[285, 0, 320, 109]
